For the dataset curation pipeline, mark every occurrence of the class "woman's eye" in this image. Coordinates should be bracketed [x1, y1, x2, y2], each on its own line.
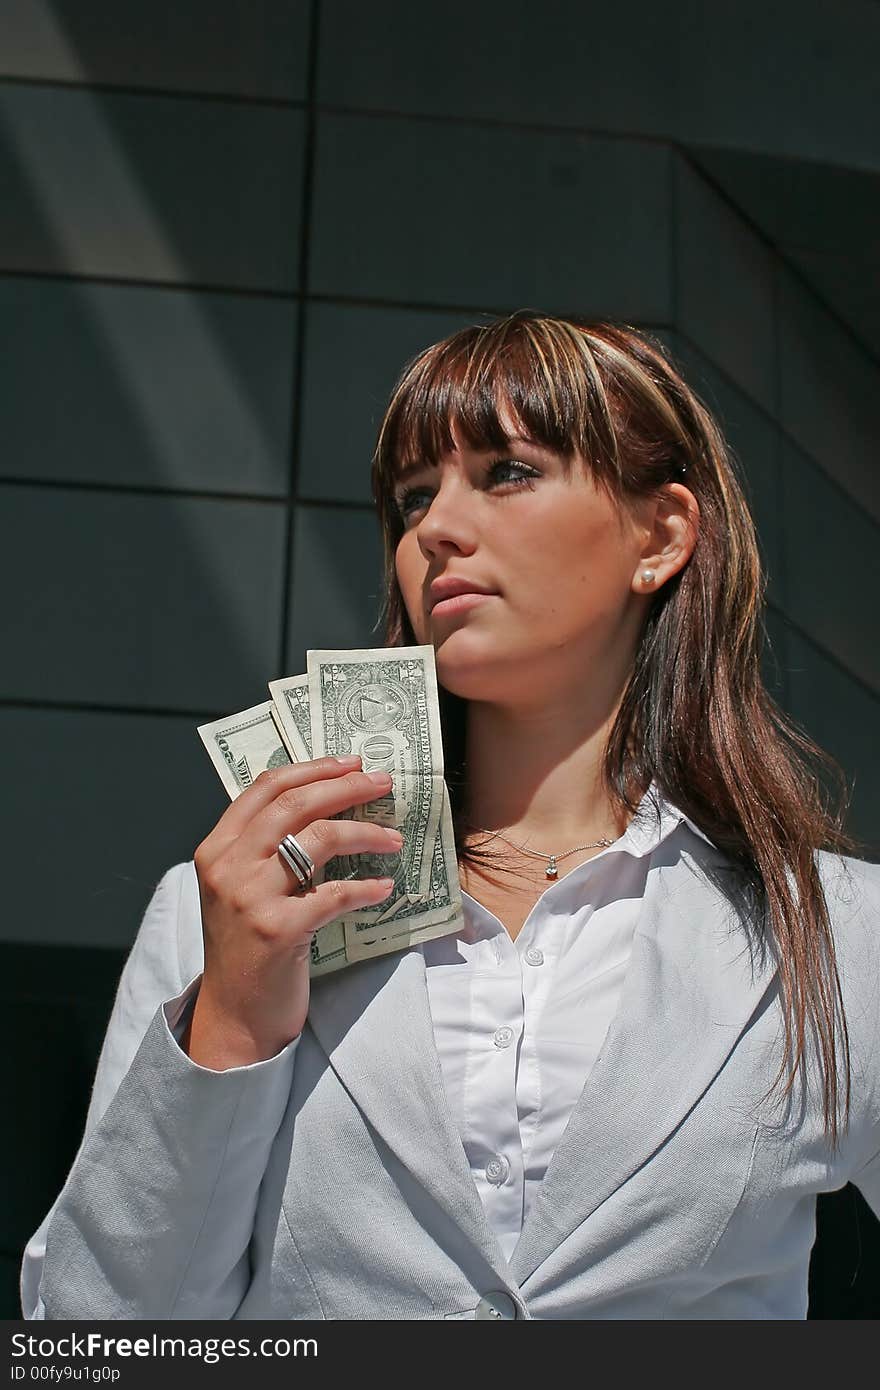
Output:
[489, 458, 540, 487]
[395, 486, 433, 520]
[395, 458, 540, 522]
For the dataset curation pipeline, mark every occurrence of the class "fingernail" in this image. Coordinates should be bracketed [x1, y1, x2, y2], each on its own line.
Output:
[385, 829, 403, 847]
[334, 755, 361, 765]
[367, 770, 392, 786]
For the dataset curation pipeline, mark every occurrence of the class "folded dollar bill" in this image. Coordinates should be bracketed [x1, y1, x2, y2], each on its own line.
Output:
[198, 646, 464, 976]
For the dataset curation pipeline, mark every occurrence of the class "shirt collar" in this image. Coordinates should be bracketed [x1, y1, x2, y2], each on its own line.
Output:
[461, 777, 718, 892]
[455, 780, 719, 937]
[621, 778, 718, 858]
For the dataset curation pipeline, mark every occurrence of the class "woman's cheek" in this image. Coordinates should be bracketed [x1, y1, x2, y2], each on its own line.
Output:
[394, 547, 419, 629]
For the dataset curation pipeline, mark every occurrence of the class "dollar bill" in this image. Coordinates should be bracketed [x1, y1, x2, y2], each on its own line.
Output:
[196, 699, 345, 976]
[197, 701, 291, 798]
[267, 674, 313, 760]
[306, 646, 463, 959]
[302, 918, 348, 977]
[197, 646, 463, 974]
[345, 779, 459, 962]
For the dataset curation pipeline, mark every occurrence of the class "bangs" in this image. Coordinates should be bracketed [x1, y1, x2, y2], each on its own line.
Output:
[372, 313, 622, 507]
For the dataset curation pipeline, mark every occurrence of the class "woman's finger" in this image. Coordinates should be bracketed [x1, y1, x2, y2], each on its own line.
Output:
[219, 851, 396, 942]
[260, 817, 403, 897]
[236, 768, 395, 861]
[279, 872, 398, 939]
[197, 756, 362, 864]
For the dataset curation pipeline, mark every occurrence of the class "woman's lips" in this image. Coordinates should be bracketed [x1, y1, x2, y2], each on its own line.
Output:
[430, 592, 495, 618]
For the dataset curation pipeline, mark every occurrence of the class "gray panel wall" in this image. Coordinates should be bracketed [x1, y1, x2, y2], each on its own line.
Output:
[2, 1, 878, 950]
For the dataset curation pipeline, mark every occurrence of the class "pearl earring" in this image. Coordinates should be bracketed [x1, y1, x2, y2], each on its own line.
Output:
[641, 569, 656, 585]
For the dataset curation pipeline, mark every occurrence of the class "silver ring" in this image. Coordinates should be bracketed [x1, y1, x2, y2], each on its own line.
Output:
[278, 847, 308, 889]
[278, 833, 316, 892]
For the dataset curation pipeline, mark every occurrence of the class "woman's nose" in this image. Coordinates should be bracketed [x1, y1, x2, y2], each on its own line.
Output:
[415, 474, 478, 560]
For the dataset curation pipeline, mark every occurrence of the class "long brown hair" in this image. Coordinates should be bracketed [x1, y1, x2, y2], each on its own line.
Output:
[370, 309, 863, 1144]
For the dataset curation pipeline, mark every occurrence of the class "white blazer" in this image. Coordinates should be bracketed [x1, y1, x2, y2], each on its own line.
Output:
[21, 836, 880, 1320]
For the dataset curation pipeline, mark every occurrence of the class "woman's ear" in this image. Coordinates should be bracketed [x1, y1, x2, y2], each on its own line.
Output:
[631, 484, 699, 593]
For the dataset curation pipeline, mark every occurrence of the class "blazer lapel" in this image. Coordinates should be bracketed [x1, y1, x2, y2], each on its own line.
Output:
[509, 839, 779, 1287]
[306, 945, 511, 1279]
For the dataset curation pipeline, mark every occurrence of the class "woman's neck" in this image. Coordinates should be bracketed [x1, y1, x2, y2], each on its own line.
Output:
[461, 694, 634, 848]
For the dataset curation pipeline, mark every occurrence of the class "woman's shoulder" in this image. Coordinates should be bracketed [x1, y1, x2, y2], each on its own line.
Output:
[815, 849, 880, 926]
[814, 849, 880, 1008]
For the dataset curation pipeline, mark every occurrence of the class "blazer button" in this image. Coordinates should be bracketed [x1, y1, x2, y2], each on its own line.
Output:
[475, 1291, 518, 1320]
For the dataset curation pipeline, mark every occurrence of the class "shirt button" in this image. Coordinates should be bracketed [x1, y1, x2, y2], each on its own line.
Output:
[475, 1291, 519, 1319]
[524, 946, 544, 966]
[485, 1155, 510, 1186]
[493, 1026, 514, 1049]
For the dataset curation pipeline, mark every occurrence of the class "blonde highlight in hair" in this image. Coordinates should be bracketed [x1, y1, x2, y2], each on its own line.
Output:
[371, 309, 862, 1144]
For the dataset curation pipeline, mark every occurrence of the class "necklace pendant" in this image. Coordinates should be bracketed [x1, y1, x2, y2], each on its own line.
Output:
[546, 857, 558, 879]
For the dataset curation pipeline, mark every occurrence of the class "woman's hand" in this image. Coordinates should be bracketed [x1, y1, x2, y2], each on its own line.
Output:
[187, 755, 401, 1070]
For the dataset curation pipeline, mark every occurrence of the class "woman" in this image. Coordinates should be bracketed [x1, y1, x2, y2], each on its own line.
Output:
[22, 311, 880, 1320]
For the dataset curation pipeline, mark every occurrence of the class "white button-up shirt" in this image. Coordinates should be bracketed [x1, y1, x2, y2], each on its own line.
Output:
[420, 781, 717, 1260]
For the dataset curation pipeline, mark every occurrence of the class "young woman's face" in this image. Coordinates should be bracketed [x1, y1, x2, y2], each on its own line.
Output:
[393, 411, 677, 708]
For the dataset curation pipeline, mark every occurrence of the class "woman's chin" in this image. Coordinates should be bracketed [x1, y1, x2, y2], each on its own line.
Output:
[433, 639, 518, 703]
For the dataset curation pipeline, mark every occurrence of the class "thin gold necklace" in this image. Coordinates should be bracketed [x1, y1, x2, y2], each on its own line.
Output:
[466, 826, 616, 879]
